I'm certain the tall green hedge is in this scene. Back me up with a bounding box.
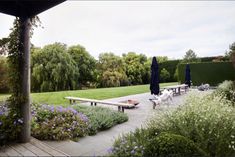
[178,62,235,86]
[159,60,180,82]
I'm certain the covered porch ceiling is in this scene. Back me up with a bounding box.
[0,0,65,17]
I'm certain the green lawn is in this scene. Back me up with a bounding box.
[0,82,177,105]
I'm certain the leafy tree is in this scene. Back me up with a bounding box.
[98,52,124,72]
[122,52,147,85]
[68,45,97,88]
[225,42,235,69]
[101,70,123,87]
[98,52,128,87]
[225,42,235,59]
[0,38,9,56]
[142,58,152,84]
[160,68,170,82]
[157,56,168,63]
[31,43,78,92]
[0,56,9,92]
[183,49,200,63]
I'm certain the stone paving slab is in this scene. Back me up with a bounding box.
[45,92,187,156]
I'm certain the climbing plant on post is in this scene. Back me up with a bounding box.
[7,17,25,142]
[7,17,39,142]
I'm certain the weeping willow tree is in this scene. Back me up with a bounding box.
[31,43,78,92]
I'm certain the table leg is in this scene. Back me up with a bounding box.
[153,103,156,109]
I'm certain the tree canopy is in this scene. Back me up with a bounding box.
[31,43,78,92]
[183,49,200,63]
[68,45,97,88]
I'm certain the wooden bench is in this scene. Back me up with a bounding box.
[65,97,134,112]
[162,84,189,96]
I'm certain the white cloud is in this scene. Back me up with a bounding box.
[1,1,235,59]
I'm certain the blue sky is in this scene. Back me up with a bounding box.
[1,1,235,59]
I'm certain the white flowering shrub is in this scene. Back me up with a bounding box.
[147,92,235,157]
[214,80,235,106]
[110,91,235,157]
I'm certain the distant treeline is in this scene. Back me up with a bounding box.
[0,42,230,93]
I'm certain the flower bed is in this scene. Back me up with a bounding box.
[31,104,89,141]
[109,85,235,157]
[1,102,128,145]
[0,103,23,146]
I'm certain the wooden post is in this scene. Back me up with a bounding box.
[19,17,31,143]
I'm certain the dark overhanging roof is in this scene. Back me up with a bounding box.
[0,0,66,17]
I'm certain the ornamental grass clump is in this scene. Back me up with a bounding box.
[31,104,89,141]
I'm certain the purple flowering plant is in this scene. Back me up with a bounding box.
[0,102,24,146]
[31,103,89,141]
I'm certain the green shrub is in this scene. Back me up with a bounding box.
[0,103,23,146]
[147,92,235,157]
[31,104,89,141]
[144,132,208,157]
[178,62,235,86]
[74,105,128,135]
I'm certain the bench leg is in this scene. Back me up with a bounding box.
[122,107,125,112]
[91,102,93,106]
[118,106,121,112]
[94,103,97,106]
[70,100,76,105]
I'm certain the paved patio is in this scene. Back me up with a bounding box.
[44,92,187,156]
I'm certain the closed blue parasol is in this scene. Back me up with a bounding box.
[185,64,191,87]
[150,57,160,95]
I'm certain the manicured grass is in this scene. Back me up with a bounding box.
[0,82,177,105]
